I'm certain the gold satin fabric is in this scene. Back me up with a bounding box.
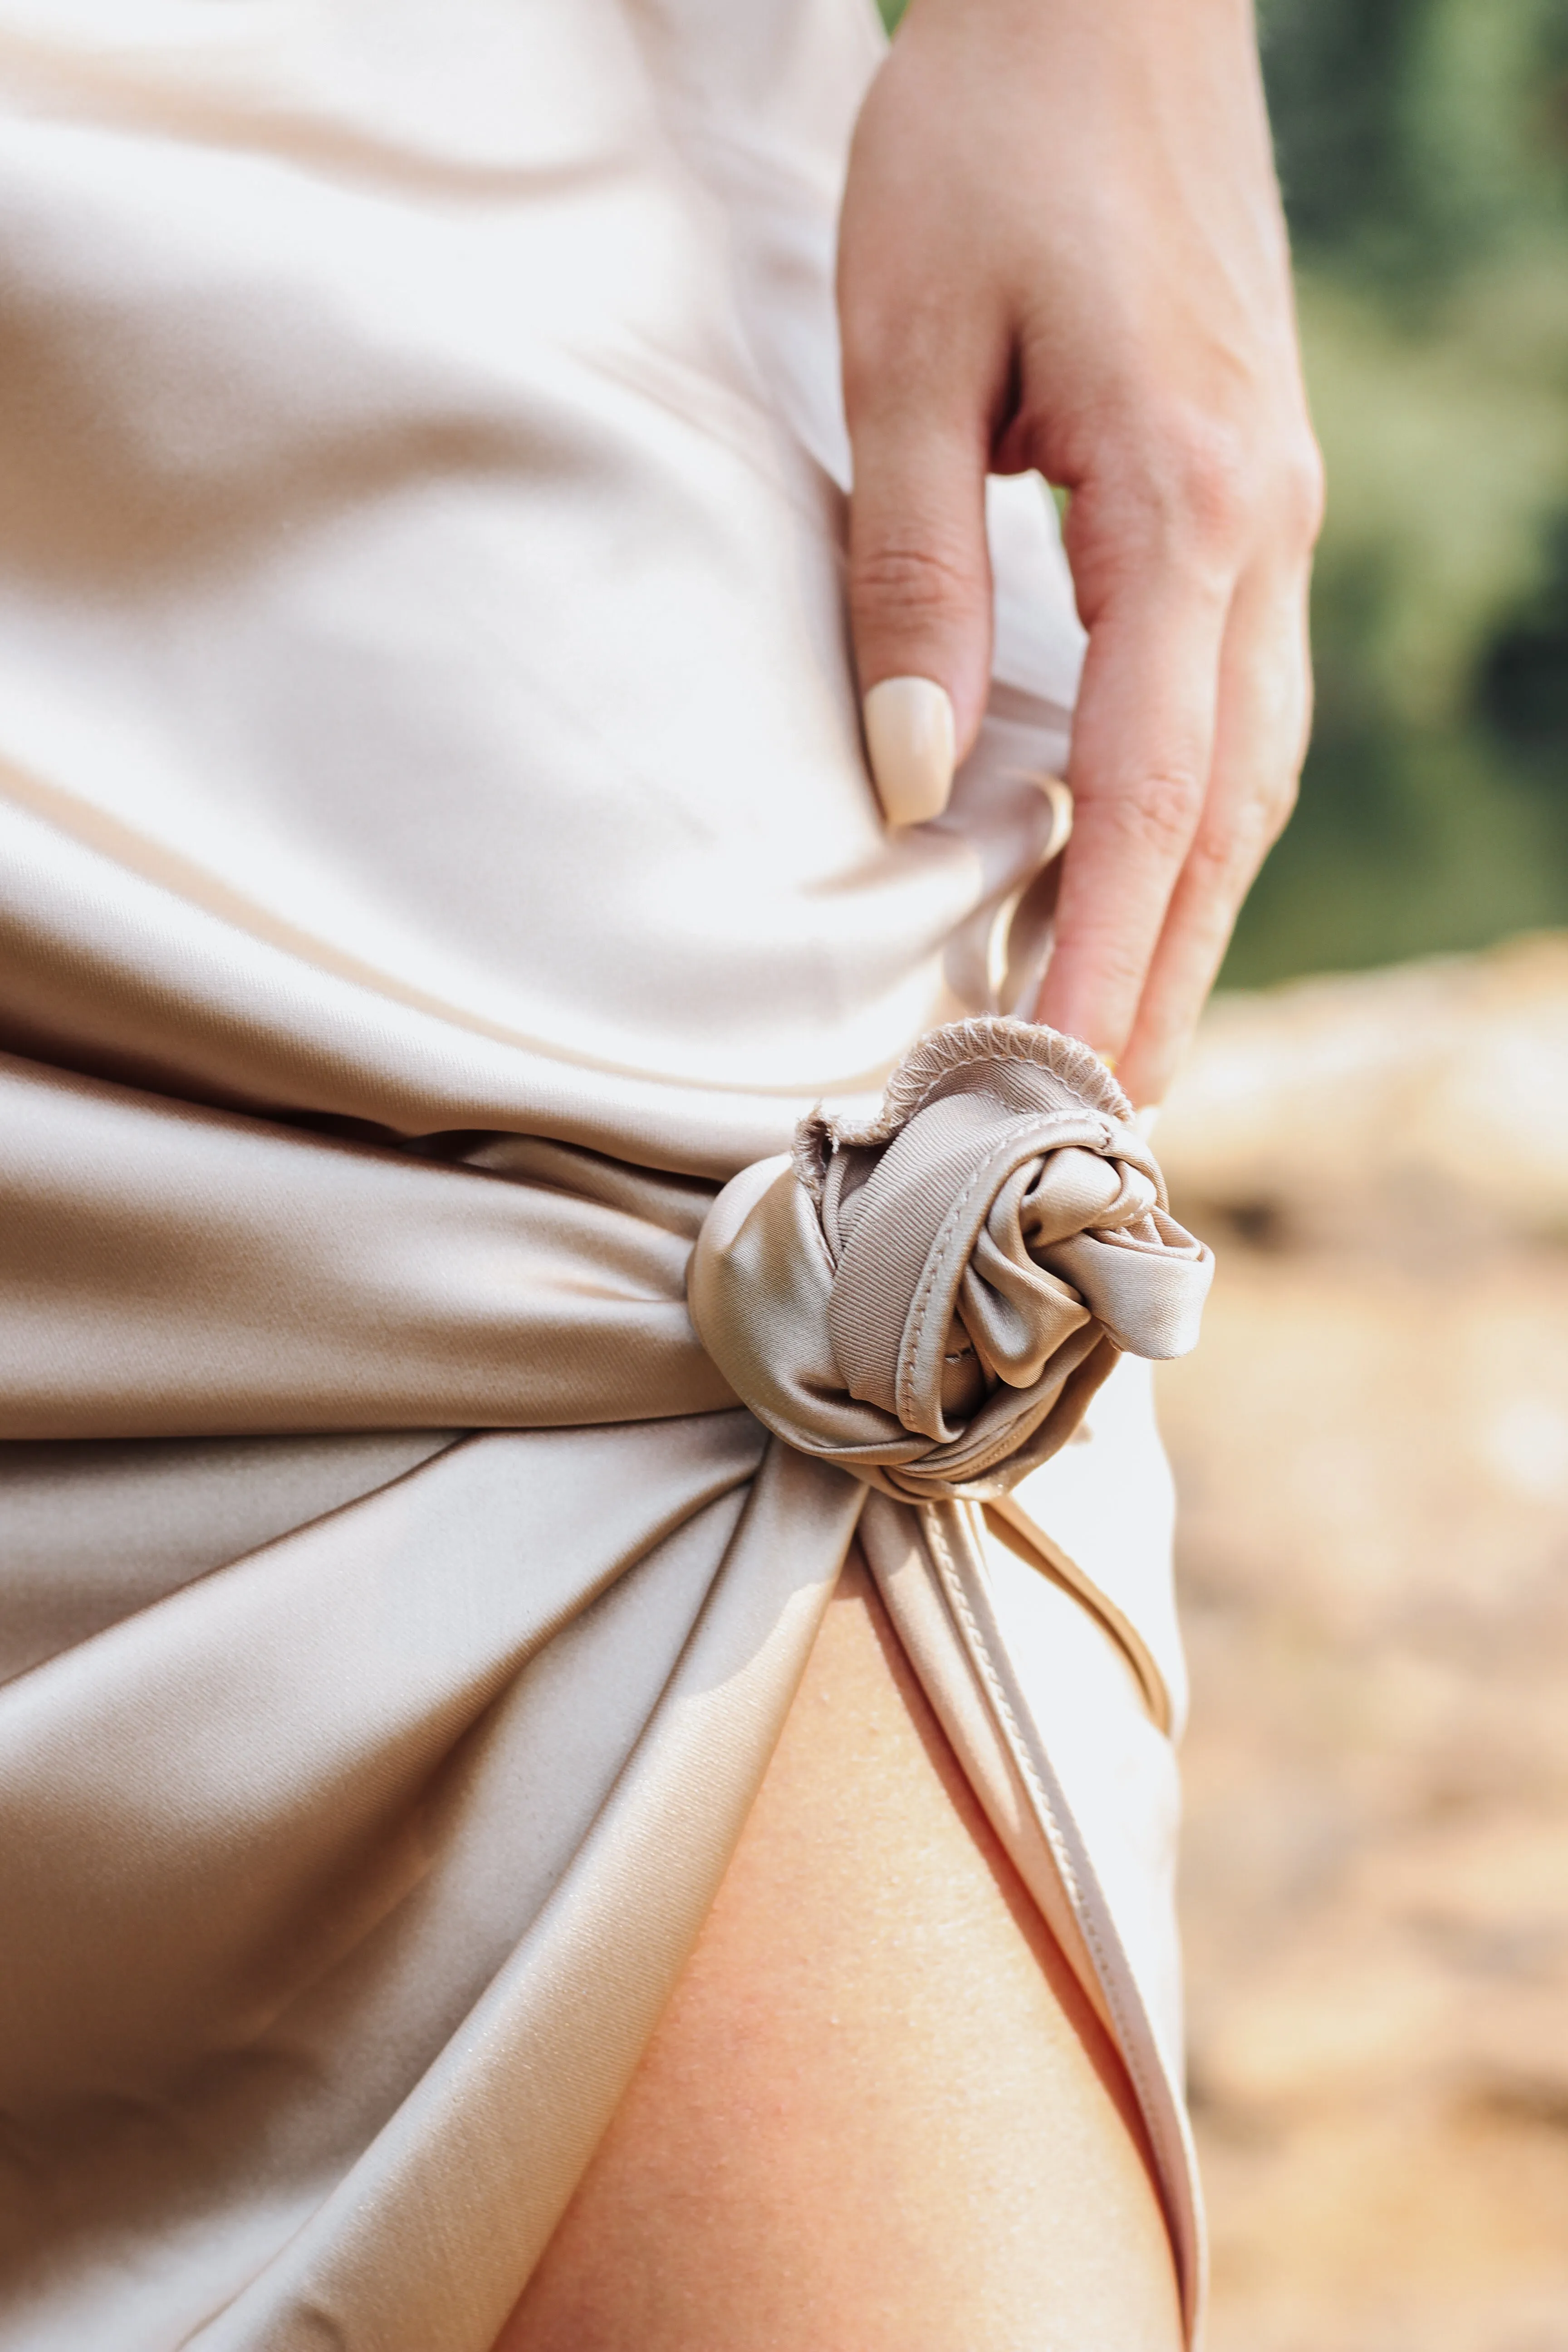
[691,1020,1212,1500]
[0,1,1208,2343]
[1,1053,735,1440]
[1,1031,1206,2350]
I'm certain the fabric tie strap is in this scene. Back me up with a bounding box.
[688,1017,1213,1503]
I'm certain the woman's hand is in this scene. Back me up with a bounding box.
[838,0,1323,1107]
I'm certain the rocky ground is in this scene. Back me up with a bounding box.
[1155,936,1568,2352]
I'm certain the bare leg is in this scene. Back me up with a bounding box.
[499,1551,1183,2352]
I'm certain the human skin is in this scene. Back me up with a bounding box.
[499,1553,1183,2350]
[841,0,1324,1108]
[502,9,1309,2336]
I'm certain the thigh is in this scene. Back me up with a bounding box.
[497,1551,1183,2352]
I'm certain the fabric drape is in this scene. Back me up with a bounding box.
[0,0,1213,2342]
[0,1016,1210,2348]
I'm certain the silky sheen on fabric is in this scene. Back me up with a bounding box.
[691,1020,1211,1499]
[0,0,1210,2344]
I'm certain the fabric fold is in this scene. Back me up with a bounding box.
[0,1005,1211,2348]
[0,1016,1213,2352]
[0,0,1214,2335]
[688,1016,1213,1501]
[0,1051,736,1440]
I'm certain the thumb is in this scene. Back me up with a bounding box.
[846,405,994,828]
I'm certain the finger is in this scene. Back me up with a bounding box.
[843,374,995,827]
[1117,560,1313,1106]
[1034,558,1231,1058]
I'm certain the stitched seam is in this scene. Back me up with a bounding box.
[854,1017,1132,1140]
[896,1147,1004,1432]
[918,1501,1171,2180]
[895,1114,1085,1433]
[794,1019,1137,1200]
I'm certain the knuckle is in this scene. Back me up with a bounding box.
[1258,764,1301,837]
[1190,773,1298,887]
[1185,825,1253,893]
[1057,924,1148,1014]
[1118,410,1325,565]
[1109,768,1207,861]
[842,316,929,416]
[1278,435,1327,547]
[850,537,984,626]
[1156,415,1257,554]
[842,287,967,422]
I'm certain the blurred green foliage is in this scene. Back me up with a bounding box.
[879,0,1568,978]
[1233,0,1568,979]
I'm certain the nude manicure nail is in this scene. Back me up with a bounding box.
[862,676,956,827]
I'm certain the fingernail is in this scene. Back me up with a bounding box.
[862,676,955,827]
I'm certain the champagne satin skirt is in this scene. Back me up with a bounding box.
[0,0,1210,2342]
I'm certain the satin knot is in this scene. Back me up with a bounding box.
[688,1018,1214,1502]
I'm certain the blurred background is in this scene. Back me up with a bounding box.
[1164,13,1568,2348]
[877,0,1568,2340]
[1232,0,1568,987]
[1163,5,1568,2340]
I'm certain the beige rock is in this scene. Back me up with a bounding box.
[1157,933,1568,1251]
[1157,937,1568,2352]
